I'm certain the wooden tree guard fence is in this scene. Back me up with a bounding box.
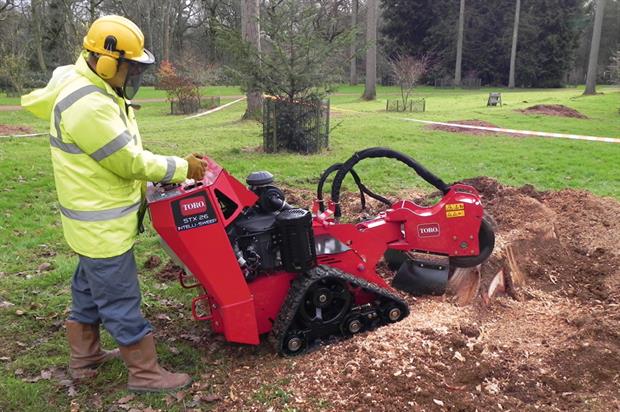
[263,96,330,154]
[386,98,426,112]
[434,78,481,89]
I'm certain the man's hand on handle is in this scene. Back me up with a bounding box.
[185,153,208,181]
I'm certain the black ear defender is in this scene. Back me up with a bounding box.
[96,35,120,79]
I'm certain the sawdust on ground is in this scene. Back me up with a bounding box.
[151,179,619,411]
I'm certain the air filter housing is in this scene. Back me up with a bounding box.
[276,208,316,272]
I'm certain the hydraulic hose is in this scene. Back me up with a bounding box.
[330,147,451,218]
[317,163,391,213]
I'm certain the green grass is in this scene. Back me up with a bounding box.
[0,84,619,411]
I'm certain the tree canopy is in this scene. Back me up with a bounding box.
[381,0,597,87]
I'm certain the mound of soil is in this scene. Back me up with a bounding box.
[203,179,619,411]
[518,104,588,119]
[462,177,620,303]
[426,119,521,137]
[0,124,34,136]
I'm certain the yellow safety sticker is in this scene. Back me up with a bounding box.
[445,203,464,211]
[446,203,465,218]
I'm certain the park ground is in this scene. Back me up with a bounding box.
[0,85,619,411]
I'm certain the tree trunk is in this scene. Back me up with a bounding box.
[242,0,262,120]
[88,0,103,24]
[349,0,358,85]
[31,0,47,72]
[508,0,520,88]
[455,0,465,86]
[162,1,172,62]
[584,0,606,95]
[362,0,378,100]
[145,3,153,52]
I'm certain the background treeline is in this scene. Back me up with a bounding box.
[382,0,619,87]
[0,0,618,93]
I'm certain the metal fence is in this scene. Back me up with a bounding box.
[462,78,482,89]
[434,78,455,88]
[263,96,330,154]
[386,98,426,112]
[434,78,481,89]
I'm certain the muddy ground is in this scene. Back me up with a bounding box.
[150,178,619,411]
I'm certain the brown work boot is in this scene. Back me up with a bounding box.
[66,320,120,379]
[119,333,191,393]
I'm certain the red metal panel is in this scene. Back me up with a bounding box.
[313,220,401,288]
[387,186,483,257]
[148,159,260,345]
[248,272,296,334]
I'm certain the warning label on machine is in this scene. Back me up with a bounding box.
[172,193,218,231]
[445,203,465,218]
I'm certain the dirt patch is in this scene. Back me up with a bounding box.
[426,119,522,137]
[194,179,619,411]
[0,106,22,112]
[518,104,588,119]
[0,124,35,136]
[143,255,162,269]
[155,260,182,281]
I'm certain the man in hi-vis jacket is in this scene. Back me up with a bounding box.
[22,15,205,392]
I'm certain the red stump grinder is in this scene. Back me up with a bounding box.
[146,148,494,355]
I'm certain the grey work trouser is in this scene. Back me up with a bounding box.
[68,248,152,346]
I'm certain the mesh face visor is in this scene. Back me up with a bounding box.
[123,61,149,100]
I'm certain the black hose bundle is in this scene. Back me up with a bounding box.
[317,147,451,218]
[316,163,391,213]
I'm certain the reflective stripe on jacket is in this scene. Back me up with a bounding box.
[22,55,188,258]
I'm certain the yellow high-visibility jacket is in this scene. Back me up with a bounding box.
[22,54,188,258]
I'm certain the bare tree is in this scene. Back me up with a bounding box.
[508,0,520,88]
[0,12,28,94]
[609,49,620,85]
[584,0,606,95]
[162,0,173,61]
[455,0,465,86]
[362,0,378,100]
[349,0,358,85]
[88,0,103,24]
[389,54,429,111]
[0,0,15,20]
[31,0,47,72]
[241,0,262,120]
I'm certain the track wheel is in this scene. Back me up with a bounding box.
[381,303,406,323]
[282,332,306,356]
[299,277,352,326]
[341,314,365,336]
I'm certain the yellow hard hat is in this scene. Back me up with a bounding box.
[83,15,155,78]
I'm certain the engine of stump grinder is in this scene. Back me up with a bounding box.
[146,147,494,355]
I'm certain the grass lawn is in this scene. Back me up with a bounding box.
[0,84,618,411]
